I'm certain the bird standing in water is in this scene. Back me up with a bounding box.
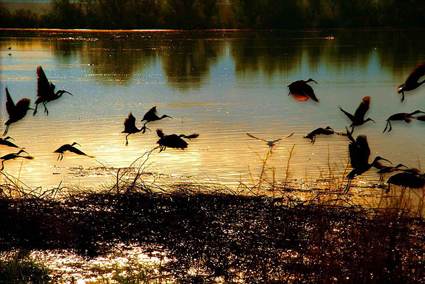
[33,66,73,115]
[339,96,375,132]
[54,142,94,161]
[156,129,199,152]
[1,149,34,171]
[122,112,149,146]
[287,78,319,102]
[141,106,172,126]
[383,110,425,132]
[397,61,425,102]
[246,132,294,152]
[3,87,33,136]
[344,128,391,193]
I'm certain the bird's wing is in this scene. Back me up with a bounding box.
[339,106,354,121]
[69,146,91,157]
[354,96,371,120]
[405,62,425,85]
[246,133,267,142]
[156,128,164,138]
[183,133,199,140]
[5,87,15,115]
[304,84,319,102]
[123,112,136,131]
[37,66,54,98]
[142,107,157,121]
[276,132,294,141]
[15,98,31,113]
[349,135,370,169]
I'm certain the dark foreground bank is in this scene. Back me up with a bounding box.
[0,186,424,283]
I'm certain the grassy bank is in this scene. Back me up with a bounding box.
[0,180,424,283]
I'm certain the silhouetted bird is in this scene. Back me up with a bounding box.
[3,87,33,136]
[122,112,149,146]
[34,66,72,115]
[288,78,319,102]
[383,110,425,132]
[377,164,407,182]
[1,149,34,171]
[344,129,391,193]
[0,136,19,148]
[387,172,425,193]
[156,129,199,152]
[141,106,172,126]
[246,132,294,151]
[304,126,335,144]
[54,142,94,161]
[339,96,375,132]
[397,62,425,102]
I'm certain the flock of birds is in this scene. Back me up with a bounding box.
[1,61,425,194]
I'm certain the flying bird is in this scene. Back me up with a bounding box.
[1,149,34,171]
[383,110,425,132]
[3,87,33,136]
[33,66,73,115]
[339,96,375,132]
[304,126,335,144]
[0,136,20,148]
[344,129,391,193]
[387,172,425,193]
[54,142,94,161]
[141,106,172,126]
[287,78,319,102]
[156,129,199,152]
[246,132,294,151]
[397,61,425,102]
[122,112,149,146]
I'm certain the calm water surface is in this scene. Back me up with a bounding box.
[1,29,424,190]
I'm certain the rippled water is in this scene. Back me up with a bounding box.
[1,29,424,190]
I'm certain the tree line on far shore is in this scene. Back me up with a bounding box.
[1,0,424,30]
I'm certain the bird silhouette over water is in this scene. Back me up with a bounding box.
[387,172,425,193]
[383,110,425,132]
[304,126,337,144]
[54,142,94,161]
[3,87,33,136]
[339,96,375,132]
[156,129,199,152]
[33,66,73,115]
[141,106,172,126]
[288,78,319,102]
[0,136,20,148]
[397,61,425,102]
[122,112,149,146]
[344,129,391,193]
[246,132,294,151]
[1,149,34,171]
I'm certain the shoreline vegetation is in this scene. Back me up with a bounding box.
[1,0,425,30]
[1,152,424,282]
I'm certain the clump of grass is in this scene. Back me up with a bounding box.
[0,250,52,283]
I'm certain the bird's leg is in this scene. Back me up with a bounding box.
[400,91,405,103]
[344,178,352,194]
[385,183,391,194]
[3,125,9,136]
[43,102,49,116]
[0,161,4,172]
[125,134,130,146]
[383,120,391,133]
[57,154,60,161]
[33,104,39,116]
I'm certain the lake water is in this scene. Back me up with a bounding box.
[1,29,425,191]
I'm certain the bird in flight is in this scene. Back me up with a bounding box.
[34,66,73,115]
[54,142,94,161]
[397,61,425,102]
[246,132,294,151]
[141,106,172,126]
[339,96,375,132]
[287,78,319,102]
[3,87,33,136]
[1,149,34,171]
[156,129,199,152]
[122,112,149,145]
